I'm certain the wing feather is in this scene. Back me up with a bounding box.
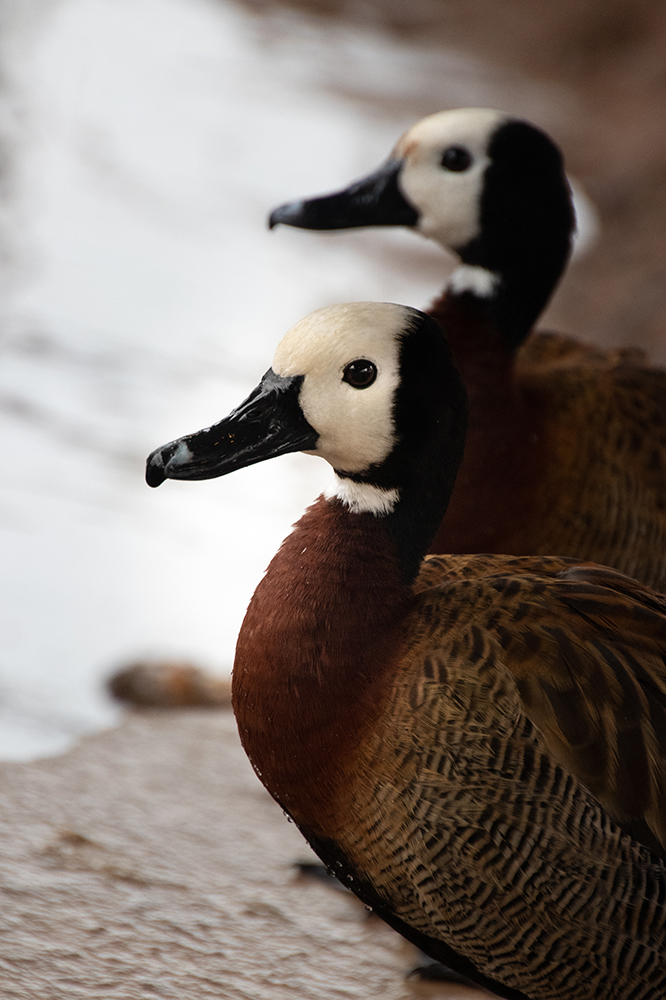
[413,554,666,856]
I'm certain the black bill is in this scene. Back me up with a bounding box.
[268,158,419,232]
[146,370,318,488]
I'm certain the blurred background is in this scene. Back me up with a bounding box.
[1,0,665,759]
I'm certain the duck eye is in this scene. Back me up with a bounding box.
[440,145,472,172]
[342,359,377,389]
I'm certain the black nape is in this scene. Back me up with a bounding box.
[459,119,574,348]
[338,312,468,584]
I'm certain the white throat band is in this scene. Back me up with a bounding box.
[447,264,500,299]
[325,476,400,516]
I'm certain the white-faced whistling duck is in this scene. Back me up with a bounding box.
[147,302,666,1000]
[269,109,666,592]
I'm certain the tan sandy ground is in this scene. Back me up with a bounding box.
[0,710,492,1000]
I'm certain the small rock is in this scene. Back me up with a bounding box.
[107,661,232,708]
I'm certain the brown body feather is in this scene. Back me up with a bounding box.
[233,499,413,826]
[233,498,666,1000]
[430,293,666,593]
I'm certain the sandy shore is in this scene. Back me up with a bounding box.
[0,709,491,999]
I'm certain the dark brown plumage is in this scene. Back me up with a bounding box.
[269,108,666,591]
[235,505,666,1000]
[146,302,666,999]
[428,296,666,587]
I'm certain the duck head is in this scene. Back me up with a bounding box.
[147,303,467,579]
[270,109,575,345]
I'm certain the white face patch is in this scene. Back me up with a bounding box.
[394,108,506,251]
[447,264,500,298]
[324,476,400,516]
[272,301,414,475]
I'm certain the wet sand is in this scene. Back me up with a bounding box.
[0,709,492,999]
